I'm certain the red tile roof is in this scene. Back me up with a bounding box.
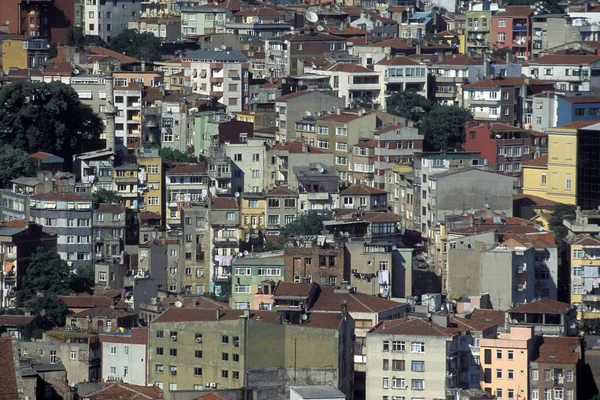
[464,77,549,89]
[355,139,377,148]
[140,211,161,221]
[235,6,284,17]
[88,47,140,63]
[2,220,28,227]
[438,54,484,66]
[327,63,375,73]
[0,315,35,326]
[267,186,298,197]
[196,394,234,400]
[509,298,571,314]
[493,5,535,18]
[57,294,129,310]
[71,306,136,319]
[96,203,126,213]
[557,120,600,129]
[273,282,316,298]
[312,287,406,313]
[32,192,92,201]
[370,317,456,336]
[277,90,314,102]
[276,32,347,42]
[322,26,366,36]
[376,56,422,66]
[30,151,56,160]
[469,309,506,327]
[560,96,600,103]
[522,155,548,167]
[529,54,600,66]
[513,194,558,207]
[269,140,331,154]
[388,5,413,12]
[84,382,164,399]
[533,337,581,364]
[342,184,386,195]
[0,337,18,400]
[167,163,207,174]
[573,234,600,246]
[210,197,238,209]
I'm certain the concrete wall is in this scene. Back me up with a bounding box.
[101,342,146,385]
[447,232,495,298]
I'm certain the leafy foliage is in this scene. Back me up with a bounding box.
[17,248,73,305]
[92,189,121,204]
[420,105,473,151]
[28,295,69,327]
[387,91,433,123]
[66,26,85,49]
[48,43,58,59]
[491,47,514,60]
[71,265,96,294]
[282,213,330,238]
[548,203,576,245]
[0,145,37,188]
[159,147,197,163]
[0,82,103,162]
[109,29,162,61]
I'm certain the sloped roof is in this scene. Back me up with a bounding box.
[509,298,571,314]
[573,234,600,246]
[493,5,535,18]
[167,163,207,175]
[277,90,313,102]
[266,186,298,197]
[84,382,164,400]
[370,317,456,336]
[341,184,386,195]
[0,337,18,400]
[312,287,406,313]
[560,96,600,104]
[327,63,376,73]
[273,281,316,298]
[210,197,238,209]
[88,47,140,63]
[269,140,331,154]
[557,120,600,129]
[529,54,600,66]
[0,315,35,326]
[522,155,548,167]
[513,194,558,207]
[376,56,422,66]
[469,309,506,327]
[235,7,284,17]
[464,77,550,89]
[96,203,125,213]
[57,294,129,310]
[532,337,581,364]
[71,306,135,319]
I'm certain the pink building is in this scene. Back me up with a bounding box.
[491,6,534,59]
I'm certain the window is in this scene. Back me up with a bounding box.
[411,342,424,353]
[566,390,574,400]
[392,359,405,371]
[496,369,503,379]
[226,212,235,220]
[575,108,585,116]
[170,348,177,357]
[566,178,572,190]
[383,340,389,351]
[194,367,202,376]
[554,388,564,400]
[318,126,329,135]
[222,335,229,344]
[508,389,514,399]
[507,350,514,360]
[382,377,389,388]
[496,349,502,359]
[544,68,553,75]
[156,347,164,355]
[498,32,505,42]
[233,371,240,379]
[70,350,77,360]
[110,366,116,375]
[544,369,551,381]
[591,108,600,116]
[508,369,514,379]
[544,389,552,400]
[392,378,406,389]
[532,369,539,381]
[392,341,405,351]
[169,383,177,391]
[222,370,229,378]
[318,140,329,149]
[155,364,164,373]
[566,369,573,382]
[541,173,547,185]
[411,361,425,372]
[233,353,240,362]
[497,389,503,398]
[124,346,129,356]
[222,352,229,361]
[50,350,57,364]
[336,127,347,136]
[411,379,424,390]
[532,389,539,400]
[110,346,117,355]
[498,19,506,27]
[195,350,202,359]
[383,359,389,370]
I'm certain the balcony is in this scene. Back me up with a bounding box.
[467,41,489,47]
[517,264,527,273]
[213,237,238,246]
[513,25,528,31]
[517,283,527,292]
[307,192,330,201]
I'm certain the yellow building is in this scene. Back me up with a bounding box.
[521,121,599,205]
[137,148,164,218]
[240,192,265,248]
[1,36,50,72]
[569,234,600,320]
[439,29,466,54]
[234,112,255,126]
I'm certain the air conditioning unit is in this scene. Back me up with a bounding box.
[195,337,203,343]
[210,383,217,388]
[171,335,177,341]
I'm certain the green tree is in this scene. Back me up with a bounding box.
[48,42,58,59]
[66,26,85,49]
[109,29,161,61]
[0,145,37,188]
[0,81,103,162]
[28,295,69,327]
[491,47,514,61]
[420,105,473,151]
[548,203,576,245]
[282,213,330,238]
[387,91,433,124]
[92,188,120,204]
[159,147,196,163]
[17,248,73,305]
[71,265,95,294]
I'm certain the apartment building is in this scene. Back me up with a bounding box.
[1,37,50,72]
[374,56,428,100]
[525,54,600,92]
[373,124,423,189]
[165,163,209,228]
[340,184,387,212]
[230,252,284,309]
[507,299,578,337]
[113,164,141,210]
[209,197,240,294]
[180,3,230,38]
[274,91,345,143]
[114,83,144,151]
[239,192,265,249]
[349,139,376,187]
[310,63,383,108]
[136,148,164,218]
[530,14,580,58]
[0,221,56,308]
[147,306,354,398]
[127,17,181,41]
[264,32,348,77]
[283,236,346,287]
[491,6,535,59]
[568,234,600,321]
[429,55,485,106]
[82,0,142,42]
[99,328,148,386]
[225,7,291,38]
[180,205,211,295]
[223,138,267,194]
[479,326,536,399]
[465,2,497,57]
[186,50,249,113]
[265,186,298,237]
[93,204,125,263]
[294,163,339,215]
[386,164,416,230]
[30,192,94,271]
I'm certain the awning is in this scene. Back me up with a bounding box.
[228,70,240,79]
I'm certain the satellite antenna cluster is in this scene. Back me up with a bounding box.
[305,11,325,33]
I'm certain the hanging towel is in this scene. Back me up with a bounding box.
[378,270,390,285]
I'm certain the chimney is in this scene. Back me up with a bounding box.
[141,60,146,72]
[341,299,348,320]
[244,309,250,319]
[216,306,222,320]
[505,51,512,64]
[437,51,444,63]
[104,75,116,152]
[336,107,341,115]
[483,57,490,79]
[416,41,422,55]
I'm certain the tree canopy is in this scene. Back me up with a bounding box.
[109,29,162,61]
[420,105,473,151]
[159,147,197,163]
[71,265,96,294]
[17,248,73,304]
[549,203,576,245]
[282,213,330,238]
[66,26,86,49]
[387,91,433,124]
[0,82,103,162]
[0,145,37,188]
[92,188,121,204]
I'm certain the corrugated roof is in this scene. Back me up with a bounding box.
[167,163,207,175]
[376,56,422,66]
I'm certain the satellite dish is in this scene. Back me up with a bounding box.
[174,301,183,308]
[317,25,325,32]
[220,44,227,50]
[238,252,243,257]
[234,192,240,198]
[318,166,325,173]
[301,314,308,321]
[344,232,350,237]
[290,26,294,31]
[305,110,312,116]
[315,163,322,171]
[150,298,157,305]
[305,11,319,23]
[243,250,249,256]
[69,382,76,388]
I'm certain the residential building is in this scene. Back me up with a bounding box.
[265,186,298,236]
[352,11,398,41]
[165,163,209,229]
[294,163,339,215]
[93,203,125,263]
[264,32,348,77]
[147,306,354,398]
[67,306,137,332]
[127,17,181,41]
[491,6,535,59]
[525,54,600,92]
[180,205,211,295]
[479,326,536,399]
[99,328,148,386]
[372,124,423,189]
[366,316,496,400]
[1,36,50,72]
[180,3,230,38]
[463,77,555,126]
[374,56,428,100]
[73,149,115,193]
[267,140,334,191]
[530,14,581,58]
[230,252,284,309]
[283,236,346,287]
[465,2,498,57]
[114,82,144,151]
[209,197,240,294]
[556,96,600,126]
[225,7,291,38]
[349,139,376,188]
[77,382,164,399]
[568,234,600,321]
[529,337,582,400]
[186,50,249,113]
[507,299,578,337]
[30,151,64,172]
[113,164,141,210]
[30,192,94,271]
[20,330,101,383]
[0,221,56,308]
[274,91,345,143]
[239,192,265,250]
[82,0,143,42]
[386,164,415,230]
[223,138,267,194]
[0,0,76,41]
[429,55,490,106]
[340,184,387,212]
[208,155,233,196]
[464,122,534,184]
[136,148,164,218]
[0,174,53,222]
[324,211,403,242]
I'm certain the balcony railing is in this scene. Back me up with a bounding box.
[513,25,528,31]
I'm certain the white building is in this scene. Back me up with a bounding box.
[100,328,148,386]
[374,56,429,102]
[82,0,142,42]
[223,138,268,194]
[523,54,600,92]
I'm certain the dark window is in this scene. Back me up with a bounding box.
[484,368,492,384]
[222,335,229,344]
[170,348,177,357]
[195,350,202,358]
[222,352,229,361]
[575,108,585,116]
[194,367,202,376]
[222,370,229,378]
[484,349,492,364]
[156,347,163,355]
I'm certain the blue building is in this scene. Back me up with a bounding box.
[557,96,600,126]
